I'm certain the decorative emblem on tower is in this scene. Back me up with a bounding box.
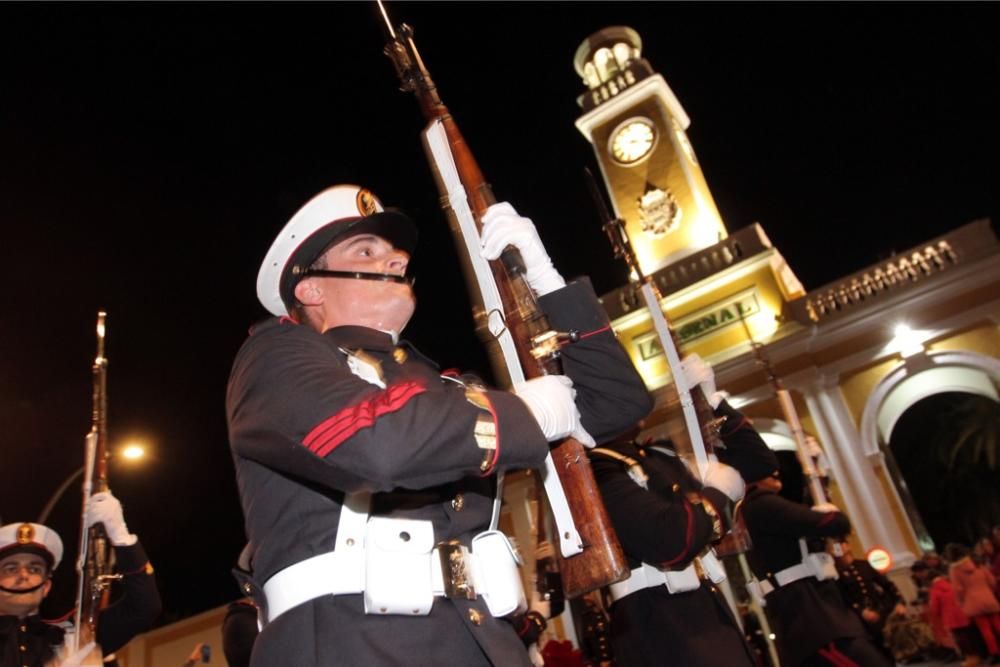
[637,185,682,237]
[574,25,730,276]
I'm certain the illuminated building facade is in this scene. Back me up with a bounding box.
[575,26,1000,595]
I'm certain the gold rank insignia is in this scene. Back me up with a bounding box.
[464,386,498,472]
[392,347,408,364]
[16,524,34,544]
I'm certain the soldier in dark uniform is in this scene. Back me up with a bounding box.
[0,492,161,667]
[717,430,892,666]
[588,355,757,666]
[832,538,905,660]
[226,185,652,666]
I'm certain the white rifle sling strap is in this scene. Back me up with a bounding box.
[422,119,583,558]
[640,282,710,478]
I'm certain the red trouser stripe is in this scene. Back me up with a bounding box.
[817,642,859,667]
[304,380,427,457]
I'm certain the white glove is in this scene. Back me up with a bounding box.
[480,202,566,297]
[680,353,726,409]
[58,642,97,667]
[811,502,840,514]
[86,491,138,546]
[513,375,595,447]
[702,460,745,502]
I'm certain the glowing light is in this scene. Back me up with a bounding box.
[121,444,146,461]
[891,323,924,358]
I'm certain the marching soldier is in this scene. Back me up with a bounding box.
[587,355,757,665]
[0,492,161,666]
[226,185,652,666]
[716,423,892,666]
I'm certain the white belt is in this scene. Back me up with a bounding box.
[609,554,726,602]
[757,560,825,597]
[262,542,471,623]
[263,548,364,622]
[774,562,813,587]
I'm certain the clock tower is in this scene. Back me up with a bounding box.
[575,27,728,277]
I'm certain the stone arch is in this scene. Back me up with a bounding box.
[858,350,1000,550]
[860,351,1000,457]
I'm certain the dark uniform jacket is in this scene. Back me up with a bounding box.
[836,558,902,641]
[588,400,757,666]
[0,542,161,667]
[226,279,652,667]
[740,488,867,667]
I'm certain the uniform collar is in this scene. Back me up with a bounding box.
[323,326,439,369]
[0,613,65,645]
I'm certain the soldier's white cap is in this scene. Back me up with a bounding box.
[0,522,64,570]
[256,184,418,317]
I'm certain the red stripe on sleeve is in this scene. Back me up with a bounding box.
[577,324,611,340]
[816,511,839,527]
[303,380,427,457]
[660,499,696,567]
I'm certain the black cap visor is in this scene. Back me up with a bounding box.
[279,210,417,309]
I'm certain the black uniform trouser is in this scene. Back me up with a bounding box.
[801,636,894,667]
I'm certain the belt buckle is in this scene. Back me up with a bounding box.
[437,540,476,600]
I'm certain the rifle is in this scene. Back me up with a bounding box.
[378,3,628,597]
[69,311,118,664]
[586,169,750,556]
[736,308,829,505]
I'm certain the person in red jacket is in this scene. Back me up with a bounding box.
[947,543,1000,660]
[927,565,972,662]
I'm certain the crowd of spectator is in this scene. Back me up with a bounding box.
[908,525,1000,666]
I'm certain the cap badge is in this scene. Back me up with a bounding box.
[16,524,35,544]
[356,189,379,217]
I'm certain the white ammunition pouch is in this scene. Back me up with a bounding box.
[263,493,526,623]
[608,551,727,602]
[364,517,437,616]
[471,530,528,617]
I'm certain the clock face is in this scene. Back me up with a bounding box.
[609,118,657,165]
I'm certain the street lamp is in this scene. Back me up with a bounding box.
[37,443,148,524]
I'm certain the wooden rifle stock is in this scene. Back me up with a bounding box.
[380,14,628,596]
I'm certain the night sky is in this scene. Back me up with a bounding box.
[2,3,997,623]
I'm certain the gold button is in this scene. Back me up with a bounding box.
[346,538,355,546]
[672,484,680,492]
[468,608,483,625]
[242,582,253,594]
[451,494,465,512]
[393,347,408,364]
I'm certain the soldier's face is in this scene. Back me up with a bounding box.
[305,234,415,335]
[0,553,51,618]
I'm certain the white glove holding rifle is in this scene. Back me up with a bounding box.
[86,490,138,547]
[702,460,746,502]
[514,375,595,447]
[58,641,98,667]
[680,353,728,410]
[479,202,566,297]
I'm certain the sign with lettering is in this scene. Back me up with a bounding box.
[634,290,760,361]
